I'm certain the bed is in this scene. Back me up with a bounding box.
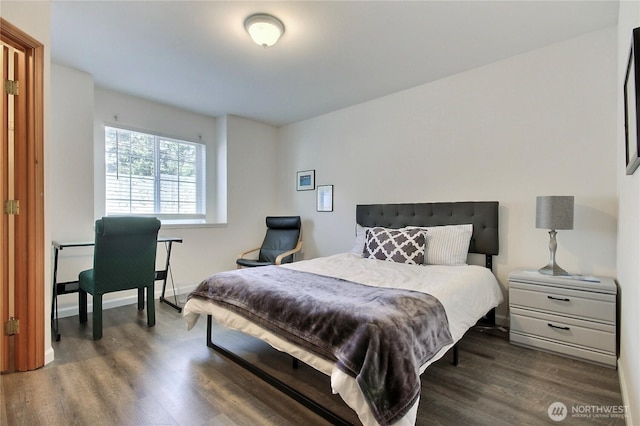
[183,201,502,426]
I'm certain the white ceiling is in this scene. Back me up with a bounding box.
[51,1,619,127]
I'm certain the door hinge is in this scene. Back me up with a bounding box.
[5,317,19,336]
[4,80,19,96]
[4,200,19,215]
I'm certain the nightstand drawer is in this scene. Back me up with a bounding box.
[510,332,617,367]
[510,309,615,353]
[509,269,617,368]
[509,284,615,323]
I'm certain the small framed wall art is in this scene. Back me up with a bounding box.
[296,170,315,191]
[624,27,640,175]
[316,185,333,212]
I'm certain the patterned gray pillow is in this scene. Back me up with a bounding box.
[363,227,426,265]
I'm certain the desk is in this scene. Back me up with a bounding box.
[51,237,183,341]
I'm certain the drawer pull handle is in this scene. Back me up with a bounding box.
[547,323,570,331]
[547,295,570,302]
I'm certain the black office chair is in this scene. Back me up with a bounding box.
[236,216,302,268]
[78,216,161,340]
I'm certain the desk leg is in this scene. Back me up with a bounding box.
[51,248,61,341]
[159,241,181,313]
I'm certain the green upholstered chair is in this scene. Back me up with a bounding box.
[79,216,161,340]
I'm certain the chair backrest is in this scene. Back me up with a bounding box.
[93,216,161,294]
[258,216,301,264]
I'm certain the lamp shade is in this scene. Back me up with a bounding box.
[245,14,284,47]
[536,196,574,230]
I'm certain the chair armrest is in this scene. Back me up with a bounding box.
[275,240,303,265]
[238,247,261,259]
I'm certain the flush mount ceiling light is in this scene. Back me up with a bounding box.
[244,13,285,47]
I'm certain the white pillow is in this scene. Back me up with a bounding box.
[350,223,370,254]
[404,224,473,266]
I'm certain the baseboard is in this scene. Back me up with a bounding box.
[618,362,636,426]
[44,346,55,366]
[55,283,196,319]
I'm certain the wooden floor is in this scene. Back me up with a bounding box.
[1,300,626,426]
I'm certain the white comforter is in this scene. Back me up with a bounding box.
[183,253,503,426]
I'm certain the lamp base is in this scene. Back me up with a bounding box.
[538,263,570,276]
[540,229,570,276]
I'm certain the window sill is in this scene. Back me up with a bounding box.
[159,222,227,230]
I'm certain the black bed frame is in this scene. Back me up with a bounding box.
[206,201,499,425]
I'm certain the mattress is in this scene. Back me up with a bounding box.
[183,252,503,425]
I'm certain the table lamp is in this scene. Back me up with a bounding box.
[536,196,574,276]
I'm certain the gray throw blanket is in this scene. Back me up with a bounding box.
[188,265,452,425]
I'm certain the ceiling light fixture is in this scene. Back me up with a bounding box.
[244,13,285,47]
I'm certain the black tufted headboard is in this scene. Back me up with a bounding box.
[356,201,499,267]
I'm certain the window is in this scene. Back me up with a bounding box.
[105,126,206,222]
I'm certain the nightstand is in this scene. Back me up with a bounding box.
[509,269,617,368]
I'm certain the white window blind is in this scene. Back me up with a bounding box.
[105,126,206,221]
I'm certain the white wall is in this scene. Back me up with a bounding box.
[51,65,94,239]
[616,1,640,423]
[1,0,53,364]
[278,28,618,326]
[50,67,281,329]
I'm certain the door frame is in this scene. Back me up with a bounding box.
[1,17,45,371]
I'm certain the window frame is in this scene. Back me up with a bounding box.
[104,124,207,223]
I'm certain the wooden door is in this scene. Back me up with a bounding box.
[1,18,45,372]
[1,33,10,372]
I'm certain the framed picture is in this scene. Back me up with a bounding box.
[316,185,333,212]
[296,170,315,191]
[624,27,640,175]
